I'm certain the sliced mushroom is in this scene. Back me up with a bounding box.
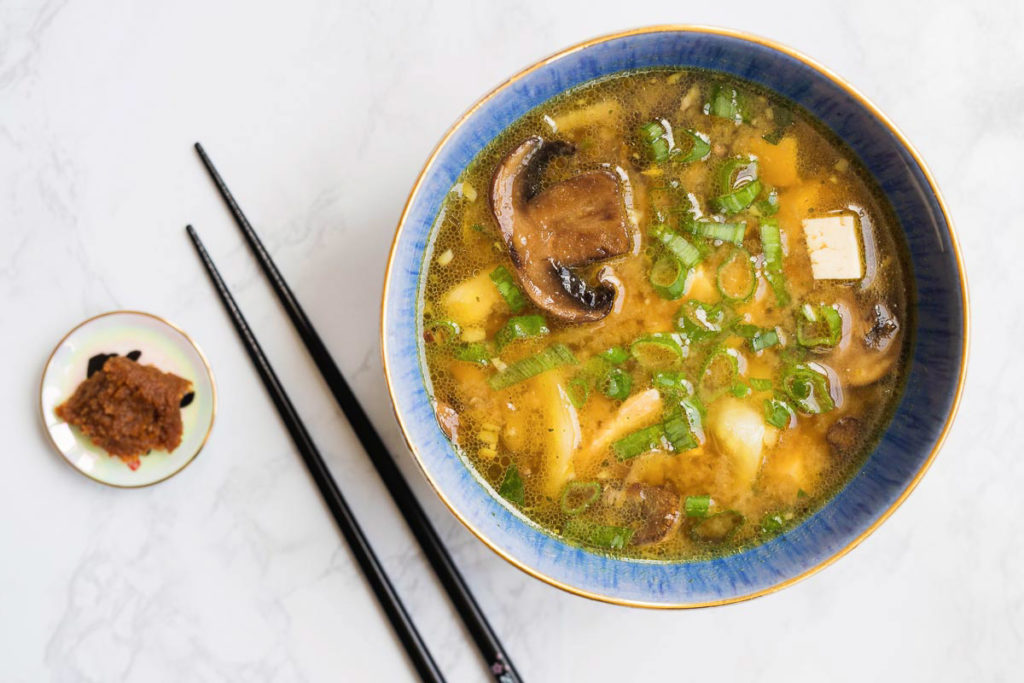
[434,401,460,444]
[490,136,631,322]
[604,482,681,546]
[826,416,861,460]
[826,294,902,387]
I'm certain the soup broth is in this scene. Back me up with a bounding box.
[419,69,911,561]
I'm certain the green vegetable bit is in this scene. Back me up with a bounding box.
[498,463,525,505]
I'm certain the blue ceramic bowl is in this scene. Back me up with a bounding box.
[381,26,968,607]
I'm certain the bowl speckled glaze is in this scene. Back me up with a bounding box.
[381,26,968,607]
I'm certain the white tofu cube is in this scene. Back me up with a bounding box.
[802,215,863,280]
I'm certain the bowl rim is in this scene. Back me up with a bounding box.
[380,24,970,608]
[39,309,218,489]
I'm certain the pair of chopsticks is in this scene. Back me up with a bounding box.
[187,143,521,683]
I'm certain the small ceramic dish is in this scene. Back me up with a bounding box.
[40,310,216,487]
[381,26,968,607]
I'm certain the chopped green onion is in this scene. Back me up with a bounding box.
[685,220,747,245]
[749,377,773,391]
[564,519,634,550]
[494,314,549,350]
[653,371,694,397]
[452,342,491,364]
[630,334,685,370]
[706,85,747,123]
[649,254,689,300]
[600,346,630,364]
[424,319,460,346]
[699,346,741,398]
[649,224,702,268]
[729,381,750,397]
[762,106,794,144]
[639,120,671,163]
[754,188,780,216]
[764,397,795,428]
[489,266,528,313]
[677,129,711,163]
[611,424,667,461]
[780,363,835,414]
[471,223,487,233]
[498,464,525,505]
[600,367,633,401]
[487,344,577,390]
[663,398,703,452]
[796,304,843,348]
[716,248,756,303]
[674,300,727,343]
[732,323,779,352]
[759,218,790,306]
[715,179,762,214]
[684,495,711,518]
[566,375,590,409]
[717,157,759,195]
[559,481,602,516]
[760,511,787,534]
[690,510,744,543]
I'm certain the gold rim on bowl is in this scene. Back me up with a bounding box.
[380,25,970,608]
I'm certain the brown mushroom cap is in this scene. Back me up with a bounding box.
[604,482,682,546]
[490,136,631,322]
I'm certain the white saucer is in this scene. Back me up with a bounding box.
[39,311,216,487]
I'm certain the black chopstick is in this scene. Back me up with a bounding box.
[185,225,445,683]
[194,142,522,683]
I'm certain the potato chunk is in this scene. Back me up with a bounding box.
[442,271,502,328]
[707,397,767,488]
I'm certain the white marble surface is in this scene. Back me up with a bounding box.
[1,1,1020,680]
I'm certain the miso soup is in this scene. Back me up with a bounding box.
[419,69,911,561]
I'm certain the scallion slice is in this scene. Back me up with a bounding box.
[559,481,602,516]
[749,377,773,391]
[494,314,549,350]
[649,254,688,300]
[653,371,694,398]
[663,398,703,452]
[630,334,685,370]
[699,346,741,398]
[754,188,780,216]
[796,304,843,348]
[684,494,711,518]
[611,424,667,461]
[716,247,756,303]
[566,375,591,409]
[760,511,787,534]
[489,265,528,313]
[564,519,634,550]
[764,397,794,428]
[685,220,747,245]
[674,300,727,343]
[759,218,790,306]
[452,342,491,365]
[424,319,460,346]
[487,344,577,390]
[715,179,763,214]
[677,129,711,163]
[780,363,835,414]
[717,157,759,195]
[649,224,702,268]
[498,463,525,505]
[600,367,633,401]
[706,85,747,123]
[600,346,630,364]
[639,120,672,163]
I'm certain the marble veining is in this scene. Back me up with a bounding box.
[0,1,1019,681]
